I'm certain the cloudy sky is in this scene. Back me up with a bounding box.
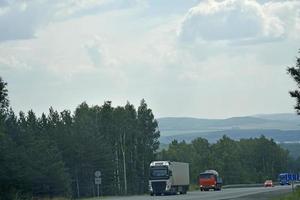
[0,0,300,118]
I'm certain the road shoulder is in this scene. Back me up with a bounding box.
[229,188,291,200]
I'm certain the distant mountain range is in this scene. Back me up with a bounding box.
[157,113,300,144]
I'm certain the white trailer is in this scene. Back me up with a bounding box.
[149,161,189,196]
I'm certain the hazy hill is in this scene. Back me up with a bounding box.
[254,113,300,121]
[279,143,300,158]
[157,113,300,144]
[158,141,300,159]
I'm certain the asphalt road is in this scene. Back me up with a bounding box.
[102,185,292,200]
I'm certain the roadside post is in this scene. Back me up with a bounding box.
[289,173,297,192]
[95,171,102,198]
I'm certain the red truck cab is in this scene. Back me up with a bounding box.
[199,170,222,191]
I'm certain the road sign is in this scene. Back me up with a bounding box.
[288,174,292,180]
[95,177,102,185]
[95,171,101,177]
[285,173,299,181]
[292,174,296,181]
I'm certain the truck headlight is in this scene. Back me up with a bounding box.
[166,183,171,190]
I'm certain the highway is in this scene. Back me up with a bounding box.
[102,185,292,200]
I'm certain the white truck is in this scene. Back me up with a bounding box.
[149,161,189,196]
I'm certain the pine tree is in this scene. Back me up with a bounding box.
[0,79,162,198]
[0,77,8,114]
[137,99,160,192]
[287,50,300,113]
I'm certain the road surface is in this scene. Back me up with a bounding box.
[101,185,292,200]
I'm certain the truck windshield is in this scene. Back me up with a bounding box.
[199,173,214,179]
[279,175,286,180]
[279,174,287,181]
[150,167,169,178]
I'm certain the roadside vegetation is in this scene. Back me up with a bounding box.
[158,136,293,185]
[0,50,300,200]
[0,77,160,199]
[274,187,300,200]
[1,73,300,199]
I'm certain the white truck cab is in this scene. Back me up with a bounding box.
[149,161,189,196]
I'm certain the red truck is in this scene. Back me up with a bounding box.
[198,170,222,191]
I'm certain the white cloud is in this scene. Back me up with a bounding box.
[0,0,299,118]
[0,5,155,80]
[178,0,300,44]
[263,1,300,39]
[0,0,146,42]
[0,55,31,70]
[0,1,52,41]
[53,0,112,18]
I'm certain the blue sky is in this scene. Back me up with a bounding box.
[0,0,300,118]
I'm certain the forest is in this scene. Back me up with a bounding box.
[1,76,300,199]
[159,136,300,184]
[0,77,160,199]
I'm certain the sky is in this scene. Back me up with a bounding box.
[0,0,300,119]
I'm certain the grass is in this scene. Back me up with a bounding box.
[189,184,200,191]
[273,187,300,200]
[36,198,70,200]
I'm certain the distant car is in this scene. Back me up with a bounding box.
[264,180,273,187]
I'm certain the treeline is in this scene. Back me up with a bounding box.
[2,76,300,199]
[158,136,293,184]
[0,78,160,199]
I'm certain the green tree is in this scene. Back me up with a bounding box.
[0,85,71,199]
[251,136,288,182]
[238,138,259,183]
[0,77,18,199]
[211,135,242,184]
[17,111,71,197]
[137,99,160,192]
[0,77,8,114]
[190,138,211,183]
[63,102,115,198]
[0,78,161,198]
[287,50,300,113]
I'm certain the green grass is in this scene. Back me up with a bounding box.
[31,198,69,200]
[189,184,200,191]
[273,187,300,200]
[38,198,70,200]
